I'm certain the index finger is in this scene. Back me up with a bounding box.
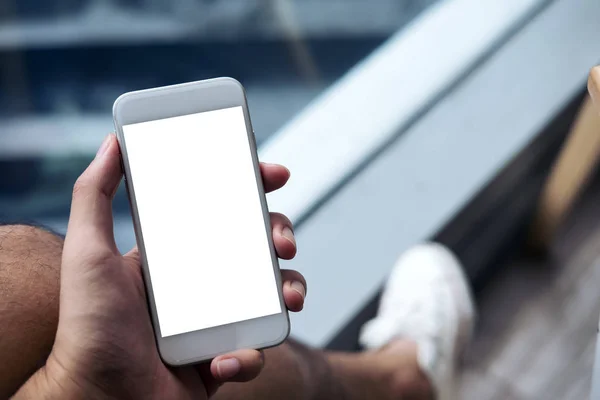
[260,163,290,193]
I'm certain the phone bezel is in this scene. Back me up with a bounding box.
[112,78,290,366]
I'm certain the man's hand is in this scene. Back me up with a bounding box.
[15,134,306,399]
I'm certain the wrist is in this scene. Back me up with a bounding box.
[12,355,107,400]
[12,366,70,400]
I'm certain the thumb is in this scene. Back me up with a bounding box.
[66,134,123,252]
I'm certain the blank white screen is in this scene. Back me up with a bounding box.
[123,106,281,338]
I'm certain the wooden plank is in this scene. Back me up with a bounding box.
[589,66,600,107]
[529,90,600,250]
[460,171,600,399]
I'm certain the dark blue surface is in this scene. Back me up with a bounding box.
[0,0,438,222]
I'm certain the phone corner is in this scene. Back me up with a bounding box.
[158,350,184,368]
[112,92,131,120]
[219,76,244,89]
[217,77,247,98]
[156,340,184,367]
[272,313,292,346]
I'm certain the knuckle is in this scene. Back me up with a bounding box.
[72,174,103,202]
[71,247,116,270]
[72,177,90,199]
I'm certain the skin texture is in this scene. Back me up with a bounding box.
[4,135,433,399]
[0,224,433,400]
[0,225,62,399]
[12,135,306,400]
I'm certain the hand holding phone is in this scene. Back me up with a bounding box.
[113,78,295,365]
[15,131,306,399]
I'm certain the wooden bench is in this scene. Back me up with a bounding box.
[529,67,600,250]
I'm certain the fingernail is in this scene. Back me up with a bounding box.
[289,281,305,298]
[217,358,241,379]
[282,226,296,246]
[96,135,112,158]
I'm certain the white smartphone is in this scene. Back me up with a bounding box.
[112,78,290,366]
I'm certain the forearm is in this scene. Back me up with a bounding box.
[0,225,63,398]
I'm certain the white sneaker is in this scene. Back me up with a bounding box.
[359,243,475,400]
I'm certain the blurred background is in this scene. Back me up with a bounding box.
[0,0,435,223]
[1,0,600,399]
